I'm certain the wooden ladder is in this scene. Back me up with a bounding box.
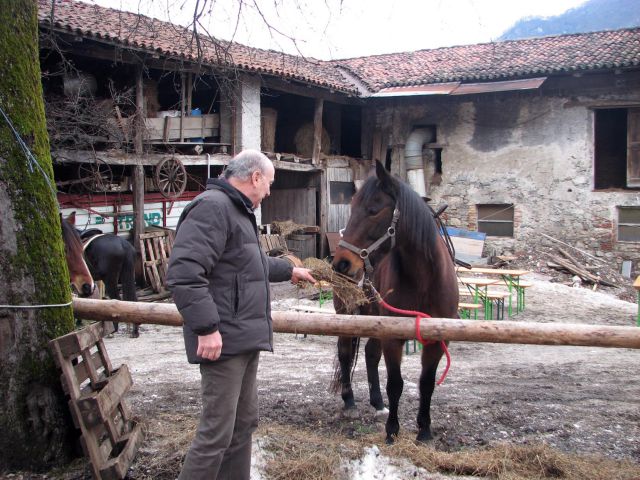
[49,321,143,480]
[139,229,175,293]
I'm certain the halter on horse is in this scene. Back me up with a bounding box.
[331,161,459,444]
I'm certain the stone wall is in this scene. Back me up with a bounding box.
[370,71,640,271]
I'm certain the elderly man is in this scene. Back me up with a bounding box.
[167,149,315,479]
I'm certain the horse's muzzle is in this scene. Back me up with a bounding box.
[332,254,365,285]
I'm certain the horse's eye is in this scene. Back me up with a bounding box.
[367,206,380,216]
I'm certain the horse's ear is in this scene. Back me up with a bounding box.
[375,161,394,193]
[66,211,76,226]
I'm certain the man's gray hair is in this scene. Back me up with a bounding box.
[223,149,271,181]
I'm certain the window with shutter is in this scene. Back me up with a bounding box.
[618,207,640,242]
[627,108,640,188]
[477,204,514,237]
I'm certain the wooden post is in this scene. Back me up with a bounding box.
[186,71,193,115]
[312,98,324,165]
[180,72,186,143]
[132,66,145,254]
[319,168,328,258]
[72,298,640,350]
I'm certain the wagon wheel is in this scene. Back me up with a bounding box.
[154,157,187,199]
[75,159,113,193]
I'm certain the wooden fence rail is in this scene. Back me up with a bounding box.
[72,298,640,350]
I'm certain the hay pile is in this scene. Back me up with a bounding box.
[270,220,307,237]
[301,258,370,312]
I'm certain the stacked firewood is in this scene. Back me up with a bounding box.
[547,248,616,288]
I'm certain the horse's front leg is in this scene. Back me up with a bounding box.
[364,338,385,412]
[337,336,358,409]
[416,342,445,442]
[382,339,404,444]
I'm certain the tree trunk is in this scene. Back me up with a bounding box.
[0,0,76,471]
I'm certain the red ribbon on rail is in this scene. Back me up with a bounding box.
[377,297,451,385]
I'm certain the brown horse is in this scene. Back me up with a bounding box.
[61,212,139,337]
[60,213,95,297]
[331,161,459,444]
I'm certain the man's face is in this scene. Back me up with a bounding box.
[251,164,275,208]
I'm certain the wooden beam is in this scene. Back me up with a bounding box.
[72,298,640,349]
[186,72,193,114]
[312,98,324,165]
[51,149,230,167]
[262,77,361,105]
[319,168,328,258]
[132,66,145,253]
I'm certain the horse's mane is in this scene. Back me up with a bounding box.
[61,216,83,255]
[358,174,438,262]
[395,179,437,261]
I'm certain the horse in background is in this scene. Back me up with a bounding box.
[62,212,139,338]
[331,161,459,444]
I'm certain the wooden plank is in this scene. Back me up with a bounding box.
[99,423,144,480]
[67,350,106,393]
[77,364,133,427]
[51,321,115,358]
[144,115,221,141]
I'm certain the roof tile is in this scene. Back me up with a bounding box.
[38,0,357,94]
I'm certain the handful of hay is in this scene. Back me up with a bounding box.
[301,258,371,312]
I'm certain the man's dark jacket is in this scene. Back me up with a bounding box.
[167,178,293,363]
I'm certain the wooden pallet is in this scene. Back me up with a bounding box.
[49,322,143,480]
[139,229,175,293]
[259,234,288,255]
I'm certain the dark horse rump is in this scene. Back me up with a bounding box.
[331,161,459,444]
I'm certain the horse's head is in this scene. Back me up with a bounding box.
[332,162,399,282]
[60,212,95,297]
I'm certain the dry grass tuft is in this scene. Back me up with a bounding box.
[259,423,358,480]
[302,257,370,312]
[259,424,640,480]
[130,413,198,480]
[125,415,640,480]
[374,436,640,480]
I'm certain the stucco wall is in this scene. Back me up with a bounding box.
[234,73,262,152]
[371,72,640,267]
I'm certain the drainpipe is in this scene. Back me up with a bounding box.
[404,127,435,197]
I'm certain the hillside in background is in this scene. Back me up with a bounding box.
[499,0,640,40]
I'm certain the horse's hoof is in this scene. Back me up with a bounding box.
[385,435,395,445]
[130,333,139,339]
[342,406,359,419]
[416,431,433,443]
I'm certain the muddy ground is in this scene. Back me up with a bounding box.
[84,273,640,479]
[5,274,639,479]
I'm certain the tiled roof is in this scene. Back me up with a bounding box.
[39,1,640,96]
[38,0,358,95]
[336,28,640,91]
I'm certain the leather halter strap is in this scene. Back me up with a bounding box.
[338,207,400,277]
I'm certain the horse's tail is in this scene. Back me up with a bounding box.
[121,242,138,302]
[329,337,360,394]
